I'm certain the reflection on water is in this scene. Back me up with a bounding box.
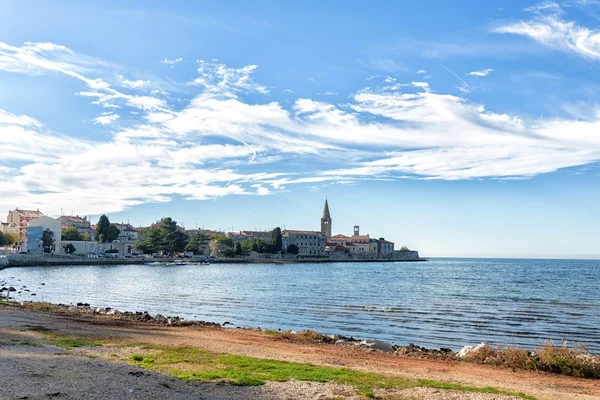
[2,258,599,352]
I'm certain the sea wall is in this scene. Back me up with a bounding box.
[3,254,145,268]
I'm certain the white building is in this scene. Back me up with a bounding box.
[25,216,61,254]
[282,230,326,256]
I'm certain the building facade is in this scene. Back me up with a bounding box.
[58,215,91,236]
[282,230,326,256]
[7,208,45,243]
[25,216,61,254]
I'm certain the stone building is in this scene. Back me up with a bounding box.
[282,230,326,256]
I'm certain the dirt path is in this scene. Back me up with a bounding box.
[1,306,599,400]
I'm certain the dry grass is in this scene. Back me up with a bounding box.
[462,340,600,379]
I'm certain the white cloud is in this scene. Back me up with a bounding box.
[160,57,183,67]
[120,75,150,89]
[189,60,269,95]
[3,42,600,217]
[493,2,600,59]
[417,69,427,74]
[94,112,120,125]
[469,68,494,77]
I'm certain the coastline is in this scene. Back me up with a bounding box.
[0,254,427,269]
[1,300,598,400]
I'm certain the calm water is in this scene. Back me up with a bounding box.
[2,258,599,352]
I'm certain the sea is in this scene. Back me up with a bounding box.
[1,258,599,353]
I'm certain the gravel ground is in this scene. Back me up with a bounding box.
[0,343,520,400]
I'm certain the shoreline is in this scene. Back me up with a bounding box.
[1,300,599,400]
[0,254,427,269]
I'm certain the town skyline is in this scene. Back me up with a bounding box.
[1,1,599,258]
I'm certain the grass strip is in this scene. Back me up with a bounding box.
[127,345,536,399]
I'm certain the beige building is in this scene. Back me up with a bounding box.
[6,208,45,243]
[59,215,91,236]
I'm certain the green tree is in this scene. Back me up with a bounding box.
[41,229,55,253]
[235,242,243,256]
[399,245,410,252]
[286,244,299,255]
[96,215,120,243]
[65,243,76,254]
[240,240,254,255]
[184,232,209,255]
[0,231,5,246]
[271,227,282,253]
[3,233,18,245]
[135,217,189,255]
[62,226,83,241]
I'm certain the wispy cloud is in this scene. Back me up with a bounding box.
[493,1,600,59]
[2,41,600,216]
[160,57,183,67]
[94,112,120,125]
[469,68,494,77]
[120,75,150,89]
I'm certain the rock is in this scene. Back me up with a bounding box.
[359,339,395,352]
[327,334,341,340]
[335,339,349,346]
[457,342,487,358]
[9,287,16,291]
[153,314,167,323]
[141,312,152,321]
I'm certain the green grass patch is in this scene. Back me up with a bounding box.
[42,332,103,349]
[127,345,536,399]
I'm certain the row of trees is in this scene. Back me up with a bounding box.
[134,217,285,257]
[0,231,19,246]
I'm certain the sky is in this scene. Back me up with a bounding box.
[0,0,599,258]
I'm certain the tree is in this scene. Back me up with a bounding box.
[96,215,120,243]
[271,227,282,253]
[286,244,299,255]
[399,246,410,252]
[65,243,76,254]
[135,217,189,255]
[235,242,243,256]
[0,231,5,246]
[41,229,55,253]
[81,232,91,241]
[62,226,83,241]
[185,232,209,255]
[240,240,254,255]
[3,233,18,245]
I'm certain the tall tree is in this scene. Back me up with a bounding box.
[135,217,189,255]
[235,242,243,256]
[62,226,83,241]
[0,231,5,246]
[96,215,120,243]
[271,227,282,253]
[41,229,55,253]
[4,233,18,245]
[185,232,209,254]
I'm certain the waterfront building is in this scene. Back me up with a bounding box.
[377,239,395,257]
[282,230,326,256]
[113,223,139,242]
[25,216,61,254]
[226,230,272,244]
[58,215,91,236]
[6,208,45,243]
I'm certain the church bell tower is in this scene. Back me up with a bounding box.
[321,199,332,240]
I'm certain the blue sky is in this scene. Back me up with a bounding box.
[0,0,599,258]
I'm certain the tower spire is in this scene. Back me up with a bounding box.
[321,199,332,240]
[322,199,331,219]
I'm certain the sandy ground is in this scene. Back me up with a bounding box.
[0,306,598,400]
